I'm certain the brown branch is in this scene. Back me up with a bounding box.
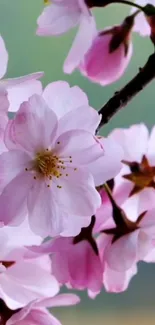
[97,52,155,131]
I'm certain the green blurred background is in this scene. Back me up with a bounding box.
[1,0,155,324]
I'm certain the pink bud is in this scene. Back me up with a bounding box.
[79,18,133,86]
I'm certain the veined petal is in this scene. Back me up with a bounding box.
[54,130,103,165]
[64,15,97,74]
[11,94,58,153]
[0,172,33,226]
[106,231,139,271]
[37,3,80,36]
[0,150,31,191]
[55,167,101,216]
[43,81,88,118]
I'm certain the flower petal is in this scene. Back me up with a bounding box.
[37,3,80,36]
[43,81,88,119]
[106,231,139,271]
[64,15,97,73]
[0,172,33,226]
[0,35,8,79]
[11,94,58,152]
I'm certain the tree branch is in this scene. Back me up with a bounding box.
[97,52,155,131]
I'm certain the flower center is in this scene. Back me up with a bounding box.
[123,155,155,196]
[33,150,60,178]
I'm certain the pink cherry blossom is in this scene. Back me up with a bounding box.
[25,217,103,295]
[131,0,155,36]
[0,220,59,310]
[0,34,43,113]
[79,21,133,85]
[0,94,108,237]
[97,233,137,292]
[98,205,155,273]
[42,81,123,187]
[6,294,80,325]
[49,237,103,294]
[36,0,97,74]
[109,124,155,219]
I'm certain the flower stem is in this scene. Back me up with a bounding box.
[97,52,155,131]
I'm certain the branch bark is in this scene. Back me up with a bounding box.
[97,52,155,131]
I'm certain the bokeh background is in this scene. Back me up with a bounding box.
[0,0,155,324]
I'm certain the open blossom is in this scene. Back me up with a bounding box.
[79,16,133,85]
[109,124,155,218]
[36,0,96,74]
[34,216,103,295]
[0,93,107,237]
[0,220,59,310]
[1,294,80,325]
[98,197,155,273]
[0,34,43,113]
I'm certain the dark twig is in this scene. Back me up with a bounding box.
[97,52,155,131]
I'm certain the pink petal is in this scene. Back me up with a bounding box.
[88,136,123,186]
[37,3,80,36]
[36,293,80,308]
[147,125,155,165]
[0,35,8,79]
[11,94,58,153]
[43,81,88,119]
[110,124,149,162]
[106,231,139,271]
[0,150,31,191]
[27,181,65,237]
[57,104,100,134]
[55,167,101,216]
[64,15,97,74]
[0,172,33,226]
[104,263,137,293]
[55,130,103,165]
[7,79,43,113]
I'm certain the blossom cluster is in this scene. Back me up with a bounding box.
[1,0,155,323]
[37,0,155,85]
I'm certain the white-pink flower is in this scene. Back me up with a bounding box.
[39,218,103,295]
[1,293,80,325]
[0,220,59,310]
[109,124,155,218]
[0,34,43,113]
[98,203,155,273]
[36,0,97,74]
[79,17,133,85]
[0,94,107,237]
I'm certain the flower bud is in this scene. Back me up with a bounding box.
[79,16,134,85]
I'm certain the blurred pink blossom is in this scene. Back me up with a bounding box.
[36,0,96,74]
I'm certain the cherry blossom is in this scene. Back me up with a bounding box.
[36,0,96,74]
[0,94,107,237]
[37,216,103,295]
[0,294,80,325]
[0,34,43,113]
[109,124,155,219]
[78,16,133,85]
[98,194,155,273]
[0,220,59,310]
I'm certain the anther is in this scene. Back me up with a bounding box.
[25,168,28,171]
